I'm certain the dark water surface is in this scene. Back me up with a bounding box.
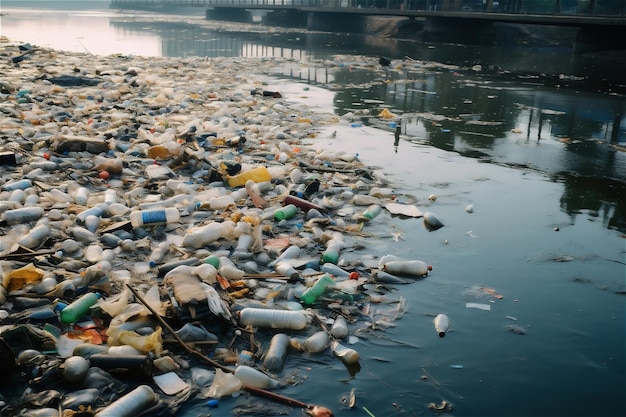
[2,2,625,417]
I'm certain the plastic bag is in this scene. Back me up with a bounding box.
[206,368,242,398]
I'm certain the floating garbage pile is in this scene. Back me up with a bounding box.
[0,40,444,417]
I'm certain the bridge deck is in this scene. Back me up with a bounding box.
[111,0,626,27]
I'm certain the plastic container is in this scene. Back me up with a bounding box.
[332,341,359,365]
[88,353,153,379]
[2,207,44,225]
[95,385,156,417]
[382,260,431,277]
[17,224,50,249]
[2,179,32,191]
[58,292,101,324]
[434,314,450,338]
[234,365,279,389]
[330,315,349,339]
[274,204,298,221]
[130,207,179,228]
[321,246,341,264]
[360,204,382,221]
[226,166,271,188]
[74,186,90,206]
[263,333,290,371]
[320,263,351,278]
[238,308,307,330]
[76,203,109,224]
[300,274,334,305]
[304,331,329,353]
[149,241,170,267]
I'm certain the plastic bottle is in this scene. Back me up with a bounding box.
[17,224,50,249]
[149,241,170,267]
[88,353,154,379]
[104,189,117,205]
[274,204,298,221]
[304,331,329,353]
[321,245,341,264]
[332,340,359,365]
[74,186,90,206]
[238,308,307,330]
[300,274,334,305]
[320,263,351,278]
[434,314,450,338]
[2,179,32,191]
[2,207,44,225]
[274,261,300,279]
[95,385,156,417]
[382,260,432,277]
[76,203,109,224]
[359,204,382,221]
[330,315,349,339]
[58,292,101,324]
[226,166,271,188]
[263,333,290,371]
[130,207,179,228]
[234,365,279,389]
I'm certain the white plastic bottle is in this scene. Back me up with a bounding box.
[382,260,432,277]
[234,365,279,389]
[130,207,179,228]
[95,385,156,417]
[74,186,90,206]
[434,314,450,338]
[330,315,349,339]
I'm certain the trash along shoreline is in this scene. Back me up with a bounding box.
[0,39,450,417]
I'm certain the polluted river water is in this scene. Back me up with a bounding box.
[1,3,625,417]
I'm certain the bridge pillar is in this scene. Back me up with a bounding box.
[307,12,367,33]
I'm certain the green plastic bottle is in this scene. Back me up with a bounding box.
[274,204,298,221]
[300,274,334,305]
[59,292,100,324]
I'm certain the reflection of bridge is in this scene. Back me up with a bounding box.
[112,0,626,51]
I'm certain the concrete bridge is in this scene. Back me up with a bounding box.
[111,0,626,52]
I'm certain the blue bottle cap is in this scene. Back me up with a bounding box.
[206,399,219,408]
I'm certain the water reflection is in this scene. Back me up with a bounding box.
[324,66,626,232]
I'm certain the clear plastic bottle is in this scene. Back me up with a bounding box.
[300,274,334,305]
[263,333,290,371]
[2,207,44,225]
[149,241,170,268]
[58,292,101,324]
[130,207,180,228]
[74,186,90,206]
[238,308,307,330]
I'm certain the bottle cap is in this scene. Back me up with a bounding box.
[206,399,219,408]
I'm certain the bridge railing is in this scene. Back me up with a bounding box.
[111,0,626,16]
